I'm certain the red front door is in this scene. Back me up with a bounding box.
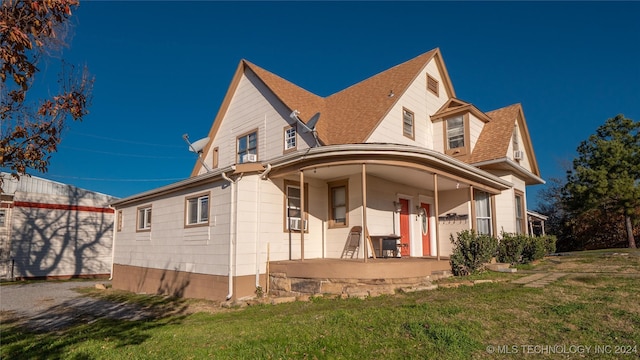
[421,203,431,256]
[399,199,410,256]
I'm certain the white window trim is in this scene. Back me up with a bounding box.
[186,194,209,226]
[284,126,297,151]
[137,206,152,231]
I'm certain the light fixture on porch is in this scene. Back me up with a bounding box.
[416,206,426,217]
[393,201,403,212]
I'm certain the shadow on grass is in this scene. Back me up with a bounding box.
[2,315,188,359]
[1,289,191,359]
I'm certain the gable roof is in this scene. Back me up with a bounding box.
[241,49,454,145]
[469,103,541,177]
[191,48,456,175]
[322,49,448,144]
[431,98,492,123]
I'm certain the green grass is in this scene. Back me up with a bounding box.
[2,250,640,359]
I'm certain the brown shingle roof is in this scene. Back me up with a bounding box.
[468,103,521,163]
[245,49,442,145]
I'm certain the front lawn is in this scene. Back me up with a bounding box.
[2,249,639,359]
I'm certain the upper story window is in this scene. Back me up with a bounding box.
[403,108,414,139]
[186,194,209,226]
[237,130,258,163]
[284,126,297,152]
[137,205,152,232]
[427,74,439,96]
[328,180,348,228]
[446,115,465,152]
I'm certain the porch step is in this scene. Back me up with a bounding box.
[486,263,517,273]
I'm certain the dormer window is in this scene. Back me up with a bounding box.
[403,108,414,140]
[446,116,465,149]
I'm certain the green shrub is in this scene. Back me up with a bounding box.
[522,236,547,263]
[543,235,557,254]
[498,233,557,265]
[497,232,526,265]
[450,230,498,276]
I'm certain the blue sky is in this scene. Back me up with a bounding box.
[10,1,640,209]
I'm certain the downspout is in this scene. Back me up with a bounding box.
[109,206,116,281]
[221,167,240,301]
[256,164,272,288]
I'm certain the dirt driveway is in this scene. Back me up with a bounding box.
[0,280,151,332]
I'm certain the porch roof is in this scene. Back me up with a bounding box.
[268,143,513,193]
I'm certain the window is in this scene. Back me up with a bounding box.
[237,130,258,163]
[0,209,6,227]
[284,181,308,232]
[515,191,525,234]
[186,194,209,226]
[284,126,296,151]
[403,108,414,139]
[328,180,348,228]
[446,115,465,150]
[117,210,123,232]
[427,74,439,96]
[475,190,492,236]
[137,206,152,231]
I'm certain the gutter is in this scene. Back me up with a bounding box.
[267,143,513,190]
[471,157,546,185]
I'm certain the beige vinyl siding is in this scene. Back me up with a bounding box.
[492,174,528,235]
[366,59,449,149]
[468,113,485,152]
[113,181,231,276]
[437,189,472,256]
[507,117,534,172]
[432,118,445,153]
[199,71,314,175]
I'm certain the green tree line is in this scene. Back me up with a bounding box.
[537,115,639,251]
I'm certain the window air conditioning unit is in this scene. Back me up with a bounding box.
[242,154,257,163]
[513,150,524,160]
[289,218,308,231]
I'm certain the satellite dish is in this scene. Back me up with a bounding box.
[182,134,212,173]
[189,137,210,153]
[289,110,321,147]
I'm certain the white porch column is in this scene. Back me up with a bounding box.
[362,163,368,263]
[433,173,440,261]
[300,170,305,261]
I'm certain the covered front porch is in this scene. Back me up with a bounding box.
[266,144,511,265]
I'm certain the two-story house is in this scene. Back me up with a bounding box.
[110,48,543,301]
